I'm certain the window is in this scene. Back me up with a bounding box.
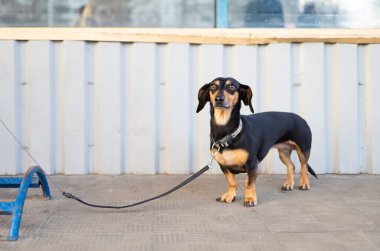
[1,0,379,28]
[229,0,380,28]
[0,0,214,27]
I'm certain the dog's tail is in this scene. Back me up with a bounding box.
[307,164,318,179]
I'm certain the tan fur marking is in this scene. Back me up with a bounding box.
[210,91,239,125]
[300,163,310,190]
[214,149,249,167]
[209,81,221,107]
[209,89,218,103]
[290,142,310,189]
[278,148,295,190]
[244,179,257,206]
[219,171,237,203]
[209,89,224,107]
[225,91,239,107]
[275,140,310,190]
[213,108,232,125]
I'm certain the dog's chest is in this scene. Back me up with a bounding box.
[214,149,249,166]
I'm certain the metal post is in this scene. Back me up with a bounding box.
[215,0,228,28]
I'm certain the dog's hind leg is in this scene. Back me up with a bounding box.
[294,147,311,190]
[277,147,295,191]
[276,141,311,190]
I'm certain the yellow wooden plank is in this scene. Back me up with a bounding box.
[1,28,380,44]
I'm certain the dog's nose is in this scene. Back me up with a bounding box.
[215,95,225,103]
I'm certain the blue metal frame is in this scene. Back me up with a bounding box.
[0,166,51,241]
[215,0,228,28]
[0,177,40,188]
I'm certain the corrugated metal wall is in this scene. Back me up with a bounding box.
[0,40,379,175]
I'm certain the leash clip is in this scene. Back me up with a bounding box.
[208,143,221,169]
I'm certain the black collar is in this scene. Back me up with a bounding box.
[210,119,243,149]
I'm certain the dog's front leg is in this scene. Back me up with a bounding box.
[244,163,258,207]
[216,168,236,203]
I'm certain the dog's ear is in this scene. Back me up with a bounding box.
[240,84,254,113]
[196,84,210,113]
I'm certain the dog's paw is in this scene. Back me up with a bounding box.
[216,192,236,203]
[299,183,310,190]
[244,188,257,207]
[299,179,310,190]
[281,181,294,191]
[243,194,257,207]
[243,197,257,207]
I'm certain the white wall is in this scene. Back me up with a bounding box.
[0,40,379,174]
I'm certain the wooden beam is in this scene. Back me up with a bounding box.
[1,28,380,44]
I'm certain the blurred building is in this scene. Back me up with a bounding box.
[0,0,380,28]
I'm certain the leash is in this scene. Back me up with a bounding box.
[1,118,220,209]
[62,165,210,209]
[62,147,220,209]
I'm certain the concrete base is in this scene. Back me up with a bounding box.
[0,174,379,250]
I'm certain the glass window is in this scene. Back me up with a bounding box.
[1,0,380,28]
[0,0,215,27]
[229,0,380,28]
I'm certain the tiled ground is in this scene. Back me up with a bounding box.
[1,173,379,250]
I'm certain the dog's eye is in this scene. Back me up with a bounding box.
[210,85,217,91]
[228,85,236,90]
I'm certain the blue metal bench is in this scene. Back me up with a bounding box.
[0,166,51,241]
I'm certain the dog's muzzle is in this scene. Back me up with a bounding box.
[214,103,230,109]
[214,96,230,108]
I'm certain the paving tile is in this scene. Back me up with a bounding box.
[0,174,379,250]
[275,232,378,251]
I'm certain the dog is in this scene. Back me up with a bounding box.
[196,77,317,207]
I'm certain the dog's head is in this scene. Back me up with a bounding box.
[196,77,254,114]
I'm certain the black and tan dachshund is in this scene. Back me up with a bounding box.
[197,77,317,207]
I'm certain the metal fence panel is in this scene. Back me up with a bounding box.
[27,41,54,174]
[129,43,158,174]
[0,41,18,175]
[365,45,380,174]
[0,40,379,174]
[300,43,327,174]
[61,41,87,174]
